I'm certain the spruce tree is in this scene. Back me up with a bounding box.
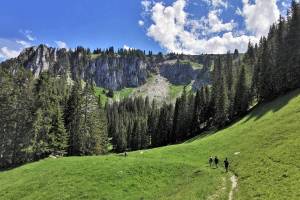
[286,1,300,89]
[234,66,249,116]
[212,57,229,127]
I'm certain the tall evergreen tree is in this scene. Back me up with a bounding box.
[234,66,250,116]
[31,73,68,158]
[286,1,300,89]
[0,68,34,168]
[212,57,229,127]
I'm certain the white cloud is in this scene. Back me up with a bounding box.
[235,7,243,16]
[123,45,135,50]
[55,41,68,49]
[141,0,153,12]
[0,47,20,59]
[145,0,256,54]
[207,10,236,33]
[123,45,130,50]
[242,0,280,37]
[20,29,36,41]
[204,0,228,8]
[0,38,33,60]
[138,20,145,26]
[16,40,31,48]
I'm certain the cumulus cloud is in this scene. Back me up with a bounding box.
[207,10,236,33]
[55,41,68,49]
[145,0,257,54]
[242,0,280,37]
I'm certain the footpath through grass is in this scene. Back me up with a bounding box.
[1,90,300,200]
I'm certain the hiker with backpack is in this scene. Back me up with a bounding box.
[214,156,219,168]
[209,156,213,167]
[224,158,229,172]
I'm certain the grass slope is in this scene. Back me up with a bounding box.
[94,86,135,105]
[1,90,300,200]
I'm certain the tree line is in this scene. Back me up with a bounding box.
[107,1,300,152]
[107,50,250,152]
[251,1,300,102]
[0,69,108,169]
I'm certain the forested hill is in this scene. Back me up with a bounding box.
[0,1,300,170]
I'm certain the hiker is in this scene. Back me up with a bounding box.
[224,158,229,172]
[214,156,219,168]
[209,156,213,167]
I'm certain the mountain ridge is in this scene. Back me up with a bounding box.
[0,44,216,91]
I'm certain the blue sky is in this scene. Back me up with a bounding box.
[0,0,294,60]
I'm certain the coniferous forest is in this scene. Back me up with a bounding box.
[1,1,300,169]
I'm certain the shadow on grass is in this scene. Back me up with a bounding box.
[185,89,300,145]
[184,130,217,144]
[243,89,300,123]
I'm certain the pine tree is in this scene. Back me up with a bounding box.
[257,38,274,101]
[212,57,229,127]
[172,87,189,142]
[148,100,159,146]
[234,66,250,116]
[224,52,234,119]
[286,1,300,89]
[275,15,288,94]
[31,73,65,159]
[48,107,68,156]
[0,68,34,168]
[65,81,82,155]
[77,84,108,155]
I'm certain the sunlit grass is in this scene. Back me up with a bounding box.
[1,90,299,200]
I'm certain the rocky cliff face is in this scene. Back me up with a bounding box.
[159,61,199,85]
[0,45,212,91]
[158,59,211,89]
[90,56,148,90]
[4,45,149,90]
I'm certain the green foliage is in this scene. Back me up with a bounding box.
[179,60,203,70]
[169,84,185,99]
[233,66,250,116]
[31,73,69,158]
[113,87,134,100]
[0,68,34,168]
[212,57,229,127]
[168,83,192,100]
[252,2,300,101]
[94,86,135,106]
[1,90,300,200]
[0,70,108,168]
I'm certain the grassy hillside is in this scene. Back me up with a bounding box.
[94,86,135,105]
[94,75,191,105]
[1,90,300,200]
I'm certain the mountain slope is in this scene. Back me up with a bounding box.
[1,90,300,200]
[0,45,212,92]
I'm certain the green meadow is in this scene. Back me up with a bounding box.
[1,90,299,200]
